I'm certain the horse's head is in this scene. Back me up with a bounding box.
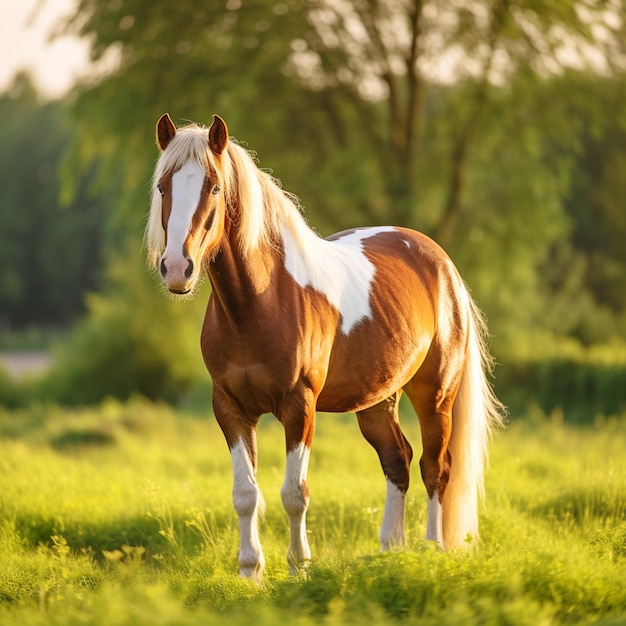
[149,113,229,295]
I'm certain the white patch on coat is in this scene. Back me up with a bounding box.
[281,442,311,513]
[282,226,397,334]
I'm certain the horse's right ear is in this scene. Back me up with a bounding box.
[156,113,176,151]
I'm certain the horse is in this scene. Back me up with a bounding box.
[146,113,505,579]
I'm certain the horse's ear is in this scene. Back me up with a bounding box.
[208,115,229,155]
[156,113,176,151]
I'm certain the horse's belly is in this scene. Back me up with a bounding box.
[316,385,397,413]
[316,329,431,413]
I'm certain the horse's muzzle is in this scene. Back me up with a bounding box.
[160,254,195,294]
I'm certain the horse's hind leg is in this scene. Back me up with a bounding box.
[404,378,456,547]
[356,391,413,550]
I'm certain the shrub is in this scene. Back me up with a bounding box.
[496,337,626,422]
[42,260,208,406]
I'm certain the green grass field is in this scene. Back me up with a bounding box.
[0,399,625,625]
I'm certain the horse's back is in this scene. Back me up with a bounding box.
[318,226,468,413]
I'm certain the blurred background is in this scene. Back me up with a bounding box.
[1,0,625,420]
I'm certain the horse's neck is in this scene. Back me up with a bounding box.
[207,230,277,322]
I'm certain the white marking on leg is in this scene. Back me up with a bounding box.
[425,491,444,547]
[281,442,311,573]
[380,479,406,550]
[231,439,265,579]
[281,226,397,334]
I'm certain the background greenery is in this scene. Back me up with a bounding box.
[1,4,625,622]
[62,0,626,349]
[0,401,625,625]
[2,0,626,415]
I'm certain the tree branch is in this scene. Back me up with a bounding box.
[434,0,508,245]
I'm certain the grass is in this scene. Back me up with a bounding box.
[0,398,625,625]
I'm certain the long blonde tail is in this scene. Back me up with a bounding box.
[441,296,505,548]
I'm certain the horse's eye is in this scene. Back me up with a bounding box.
[212,184,221,196]
[157,184,164,196]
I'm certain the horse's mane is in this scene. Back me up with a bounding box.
[146,123,317,267]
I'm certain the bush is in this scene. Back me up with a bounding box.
[41,260,208,406]
[0,365,20,409]
[496,337,626,422]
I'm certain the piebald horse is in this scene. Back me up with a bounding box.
[147,113,504,579]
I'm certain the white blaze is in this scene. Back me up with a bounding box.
[164,160,206,260]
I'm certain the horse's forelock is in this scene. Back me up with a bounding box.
[159,125,212,173]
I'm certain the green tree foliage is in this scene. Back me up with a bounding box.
[64,0,625,227]
[46,0,626,403]
[562,77,626,342]
[0,74,104,330]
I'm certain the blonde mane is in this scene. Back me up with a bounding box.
[146,123,317,267]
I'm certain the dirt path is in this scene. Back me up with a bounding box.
[0,352,53,379]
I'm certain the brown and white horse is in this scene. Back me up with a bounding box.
[147,113,504,579]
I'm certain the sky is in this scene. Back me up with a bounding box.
[0,0,90,98]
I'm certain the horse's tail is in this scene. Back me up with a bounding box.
[441,295,505,549]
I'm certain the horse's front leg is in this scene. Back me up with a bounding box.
[278,387,316,574]
[213,387,265,580]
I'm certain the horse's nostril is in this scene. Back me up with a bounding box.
[184,258,194,279]
[160,258,167,277]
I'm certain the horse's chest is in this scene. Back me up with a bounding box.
[201,320,296,399]
[221,359,272,397]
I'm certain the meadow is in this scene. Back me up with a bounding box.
[0,398,625,625]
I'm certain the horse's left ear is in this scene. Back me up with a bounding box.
[209,115,229,155]
[156,113,176,151]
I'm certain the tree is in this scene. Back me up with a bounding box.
[298,2,625,241]
[64,1,626,234]
[0,74,105,330]
[559,75,626,343]
[53,0,626,390]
